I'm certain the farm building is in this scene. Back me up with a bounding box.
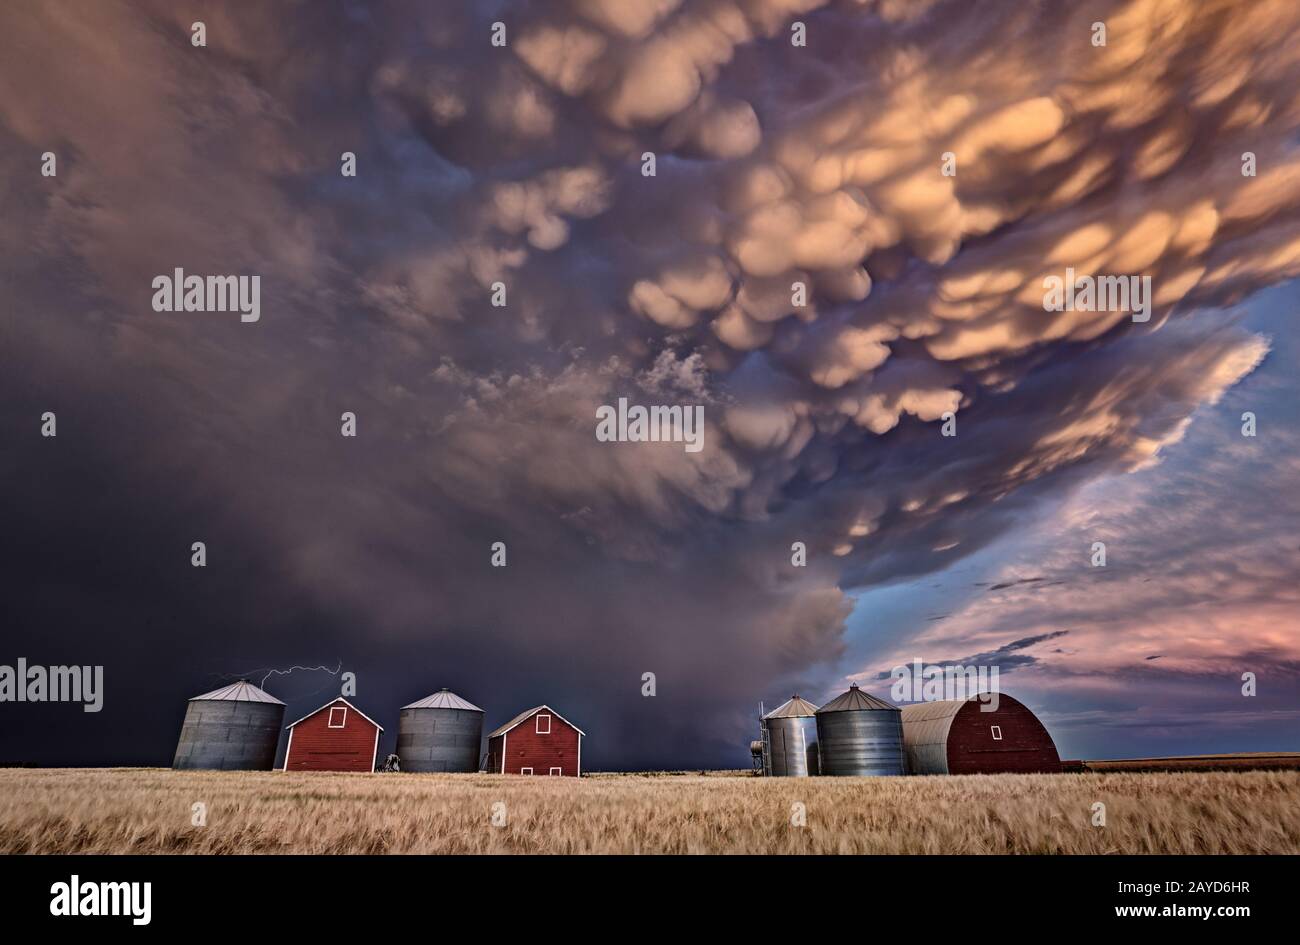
[396,688,484,772]
[283,697,383,773]
[762,695,820,777]
[172,680,284,771]
[815,683,906,776]
[900,693,1060,775]
[485,705,584,776]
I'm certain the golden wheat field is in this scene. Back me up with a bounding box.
[1,767,1297,854]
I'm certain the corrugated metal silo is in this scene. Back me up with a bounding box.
[814,683,905,776]
[172,680,285,771]
[397,688,485,772]
[762,695,820,777]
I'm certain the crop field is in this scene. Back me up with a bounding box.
[1075,752,1300,773]
[2,767,1297,855]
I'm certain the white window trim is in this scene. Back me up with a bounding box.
[521,767,533,775]
[990,725,1002,741]
[535,714,551,734]
[328,706,348,729]
[549,766,562,776]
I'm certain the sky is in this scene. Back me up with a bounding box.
[844,286,1300,761]
[1,0,1298,770]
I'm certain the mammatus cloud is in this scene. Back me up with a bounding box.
[2,0,1298,765]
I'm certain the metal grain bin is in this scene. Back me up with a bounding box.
[172,681,285,771]
[397,688,484,773]
[762,695,820,777]
[815,683,905,776]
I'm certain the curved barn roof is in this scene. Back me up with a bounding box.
[189,681,284,705]
[817,683,897,713]
[763,695,819,719]
[402,688,483,711]
[899,693,1014,746]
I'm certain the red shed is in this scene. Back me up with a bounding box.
[900,693,1060,775]
[282,697,383,773]
[485,705,585,777]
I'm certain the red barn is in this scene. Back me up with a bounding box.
[282,697,383,772]
[485,705,585,777]
[900,693,1060,775]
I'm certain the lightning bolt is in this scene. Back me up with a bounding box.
[257,660,344,688]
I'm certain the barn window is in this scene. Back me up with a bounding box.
[990,725,1002,740]
[536,714,551,734]
[521,767,533,775]
[328,707,347,728]
[549,767,562,776]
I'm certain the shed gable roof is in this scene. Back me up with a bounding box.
[487,704,585,738]
[285,696,384,732]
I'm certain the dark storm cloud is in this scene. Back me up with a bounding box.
[3,0,1300,767]
[988,577,1045,592]
[870,630,1071,680]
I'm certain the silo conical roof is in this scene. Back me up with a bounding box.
[402,688,483,711]
[763,695,819,718]
[816,683,897,713]
[189,681,284,704]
